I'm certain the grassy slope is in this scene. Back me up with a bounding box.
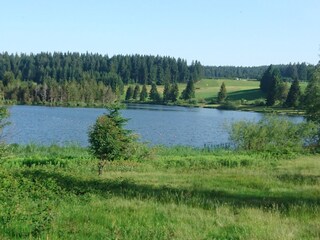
[1,145,319,239]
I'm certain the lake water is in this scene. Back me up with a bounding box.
[4,104,303,147]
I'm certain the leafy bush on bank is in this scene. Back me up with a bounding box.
[229,116,319,153]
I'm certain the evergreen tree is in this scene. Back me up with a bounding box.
[125,86,134,100]
[140,84,148,101]
[260,65,274,93]
[149,83,161,102]
[88,105,136,175]
[303,67,320,123]
[217,82,227,103]
[170,82,179,102]
[266,69,282,106]
[285,78,301,108]
[181,79,195,100]
[132,85,140,100]
[162,81,171,102]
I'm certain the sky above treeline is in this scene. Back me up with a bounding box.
[1,0,319,66]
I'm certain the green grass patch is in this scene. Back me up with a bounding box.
[0,145,319,239]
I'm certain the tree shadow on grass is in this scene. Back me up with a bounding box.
[21,170,320,212]
[227,89,265,101]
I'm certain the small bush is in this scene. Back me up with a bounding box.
[254,98,266,106]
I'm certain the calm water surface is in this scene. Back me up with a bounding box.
[4,104,302,147]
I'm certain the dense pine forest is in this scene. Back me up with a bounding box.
[0,52,202,105]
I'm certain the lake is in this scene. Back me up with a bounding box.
[4,104,303,147]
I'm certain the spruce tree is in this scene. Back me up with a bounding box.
[260,65,274,93]
[285,78,301,108]
[149,83,161,102]
[170,82,179,102]
[140,84,148,101]
[217,82,227,103]
[163,81,171,102]
[133,85,140,100]
[181,79,195,100]
[266,69,282,106]
[125,86,134,100]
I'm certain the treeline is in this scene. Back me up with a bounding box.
[0,52,202,85]
[204,63,315,81]
[0,52,202,105]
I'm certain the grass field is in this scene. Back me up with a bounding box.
[1,145,319,239]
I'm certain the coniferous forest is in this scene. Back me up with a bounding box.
[0,52,202,105]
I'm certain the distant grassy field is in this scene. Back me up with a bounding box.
[194,79,262,101]
[1,145,319,239]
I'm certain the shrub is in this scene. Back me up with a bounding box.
[254,98,266,106]
[229,116,319,153]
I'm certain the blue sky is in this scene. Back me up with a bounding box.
[0,0,319,66]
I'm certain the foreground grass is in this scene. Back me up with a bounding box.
[0,145,319,239]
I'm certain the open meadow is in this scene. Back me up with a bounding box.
[1,145,319,239]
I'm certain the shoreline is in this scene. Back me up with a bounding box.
[4,101,306,117]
